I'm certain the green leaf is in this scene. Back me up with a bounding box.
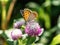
[26,36,36,45]
[50,34,60,45]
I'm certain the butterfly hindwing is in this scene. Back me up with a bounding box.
[28,11,38,21]
[20,10,24,16]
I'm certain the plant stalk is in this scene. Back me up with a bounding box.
[1,1,6,30]
[6,0,16,26]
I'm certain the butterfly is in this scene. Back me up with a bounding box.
[20,8,38,22]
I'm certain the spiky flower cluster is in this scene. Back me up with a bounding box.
[11,18,44,40]
[25,21,43,36]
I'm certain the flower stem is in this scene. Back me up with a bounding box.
[18,39,24,45]
[32,42,35,45]
[14,40,17,45]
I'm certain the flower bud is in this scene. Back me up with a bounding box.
[13,19,25,28]
[11,29,22,40]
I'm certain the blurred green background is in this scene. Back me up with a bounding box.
[0,0,60,45]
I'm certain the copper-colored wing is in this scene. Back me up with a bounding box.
[20,8,32,21]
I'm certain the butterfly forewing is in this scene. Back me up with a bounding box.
[23,9,31,21]
[20,10,24,16]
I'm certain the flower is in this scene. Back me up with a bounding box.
[11,29,22,40]
[25,22,44,37]
[13,18,25,28]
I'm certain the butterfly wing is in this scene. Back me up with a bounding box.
[23,9,31,21]
[28,11,38,21]
[20,8,32,21]
[20,10,24,16]
[20,8,38,22]
[28,13,35,21]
